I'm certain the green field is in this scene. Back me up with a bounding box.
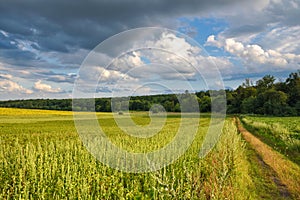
[241,116,300,165]
[0,108,298,199]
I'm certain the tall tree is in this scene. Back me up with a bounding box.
[256,75,275,92]
[286,70,300,106]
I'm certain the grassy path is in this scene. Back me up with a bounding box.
[236,117,300,199]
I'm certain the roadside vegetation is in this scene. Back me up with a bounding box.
[240,116,300,165]
[237,118,300,199]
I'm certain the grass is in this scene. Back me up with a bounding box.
[240,116,300,165]
[237,118,300,199]
[0,108,294,199]
[244,142,291,199]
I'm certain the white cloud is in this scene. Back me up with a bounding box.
[80,31,204,85]
[15,39,40,55]
[0,73,13,80]
[205,56,235,71]
[224,39,245,55]
[206,35,222,48]
[211,0,300,49]
[260,26,300,54]
[147,32,201,57]
[110,51,144,72]
[34,80,61,93]
[127,51,144,66]
[0,30,9,37]
[100,68,134,83]
[75,30,231,96]
[79,65,135,83]
[0,80,33,94]
[206,35,300,69]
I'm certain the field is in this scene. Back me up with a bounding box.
[0,108,299,199]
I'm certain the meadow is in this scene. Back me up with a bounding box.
[240,116,300,165]
[0,108,296,199]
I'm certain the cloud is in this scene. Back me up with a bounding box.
[0,79,33,94]
[74,30,231,97]
[33,80,61,93]
[207,35,220,47]
[259,26,300,54]
[202,0,300,79]
[37,72,77,84]
[0,30,9,37]
[1,0,300,98]
[145,32,201,59]
[217,0,300,39]
[206,35,300,69]
[0,63,77,85]
[0,0,253,53]
[98,31,218,83]
[44,74,76,83]
[0,0,298,62]
[0,73,13,80]
[110,51,144,72]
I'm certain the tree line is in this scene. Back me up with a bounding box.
[0,70,299,116]
[226,70,300,116]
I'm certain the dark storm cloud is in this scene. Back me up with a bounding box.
[44,73,77,84]
[223,24,266,38]
[0,34,16,50]
[0,0,248,53]
[0,49,37,65]
[26,70,77,84]
[266,0,300,27]
[0,39,15,50]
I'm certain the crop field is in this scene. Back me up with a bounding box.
[0,108,298,199]
[241,116,300,165]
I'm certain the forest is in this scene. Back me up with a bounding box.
[0,70,299,116]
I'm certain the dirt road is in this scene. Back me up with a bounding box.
[235,117,300,199]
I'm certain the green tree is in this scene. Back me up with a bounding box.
[241,96,256,114]
[256,75,275,92]
[199,95,211,112]
[261,89,288,116]
[286,70,300,107]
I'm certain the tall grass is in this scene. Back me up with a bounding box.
[0,108,257,199]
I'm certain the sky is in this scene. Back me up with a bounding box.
[0,0,300,100]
